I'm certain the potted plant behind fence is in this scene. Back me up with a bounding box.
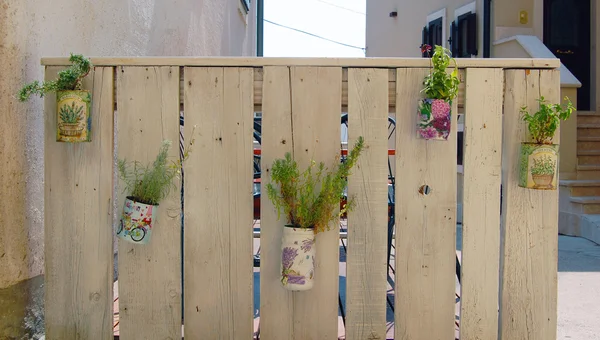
[417,44,460,141]
[117,134,194,245]
[266,136,364,291]
[519,96,574,190]
[18,53,93,143]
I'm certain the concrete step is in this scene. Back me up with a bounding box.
[577,123,600,138]
[578,155,600,165]
[578,141,600,151]
[578,150,600,156]
[569,196,600,214]
[578,111,600,124]
[560,179,600,196]
[577,165,600,179]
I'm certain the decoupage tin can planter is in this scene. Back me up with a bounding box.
[280,225,316,291]
[518,143,559,190]
[417,98,452,141]
[117,196,157,245]
[56,90,92,143]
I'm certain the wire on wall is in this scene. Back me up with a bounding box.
[264,19,366,52]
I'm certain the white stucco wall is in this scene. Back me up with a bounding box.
[365,0,482,57]
[0,0,256,288]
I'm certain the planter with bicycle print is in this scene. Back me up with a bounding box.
[117,196,157,245]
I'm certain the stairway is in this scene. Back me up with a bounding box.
[559,111,600,244]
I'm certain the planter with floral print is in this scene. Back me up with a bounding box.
[417,98,452,141]
[117,196,157,245]
[56,90,92,143]
[518,143,559,190]
[280,225,316,291]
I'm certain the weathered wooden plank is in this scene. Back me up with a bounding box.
[183,67,254,339]
[41,56,560,68]
[44,66,114,339]
[394,68,457,340]
[116,66,182,339]
[259,66,294,339]
[499,69,560,340]
[345,68,389,340]
[459,68,504,340]
[290,66,342,339]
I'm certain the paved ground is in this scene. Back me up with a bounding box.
[556,235,600,340]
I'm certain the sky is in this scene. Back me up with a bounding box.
[263,0,366,57]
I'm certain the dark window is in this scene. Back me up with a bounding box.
[422,17,443,57]
[241,0,250,12]
[450,12,477,57]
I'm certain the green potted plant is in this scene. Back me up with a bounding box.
[518,96,574,190]
[417,44,460,141]
[116,132,195,245]
[18,53,92,143]
[266,136,364,291]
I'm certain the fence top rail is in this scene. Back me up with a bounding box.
[40,56,560,69]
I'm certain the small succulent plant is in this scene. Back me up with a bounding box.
[18,53,92,102]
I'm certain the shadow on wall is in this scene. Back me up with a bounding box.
[0,275,45,340]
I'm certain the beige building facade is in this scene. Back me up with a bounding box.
[367,0,600,243]
[0,0,257,290]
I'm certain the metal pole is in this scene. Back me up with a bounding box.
[257,0,264,56]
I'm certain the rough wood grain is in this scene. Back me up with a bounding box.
[44,66,114,339]
[116,66,182,339]
[259,66,294,339]
[345,68,389,340]
[183,67,254,339]
[41,56,560,68]
[290,66,342,339]
[394,68,457,340]
[459,68,504,340]
[499,69,560,340]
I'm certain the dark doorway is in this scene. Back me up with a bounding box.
[544,0,591,110]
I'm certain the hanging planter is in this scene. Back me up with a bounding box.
[266,137,365,291]
[518,96,574,190]
[417,98,452,140]
[280,225,316,291]
[117,196,157,245]
[417,44,460,141]
[116,130,195,245]
[56,90,92,142]
[18,54,93,143]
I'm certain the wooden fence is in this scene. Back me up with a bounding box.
[42,57,560,340]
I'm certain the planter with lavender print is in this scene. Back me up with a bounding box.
[280,225,316,291]
[417,98,452,141]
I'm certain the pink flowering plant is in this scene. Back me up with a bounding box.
[417,44,460,140]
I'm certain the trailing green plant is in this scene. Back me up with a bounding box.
[420,44,460,101]
[59,102,84,124]
[117,127,196,206]
[18,53,92,102]
[266,136,365,234]
[531,155,555,176]
[520,96,575,144]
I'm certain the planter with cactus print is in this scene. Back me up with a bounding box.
[117,196,157,245]
[417,98,452,141]
[56,90,92,143]
[518,143,559,190]
[280,225,315,291]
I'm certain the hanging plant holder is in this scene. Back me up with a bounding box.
[117,196,157,245]
[417,98,452,141]
[518,143,559,190]
[280,225,316,291]
[56,90,92,143]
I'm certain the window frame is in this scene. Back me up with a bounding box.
[426,8,447,48]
